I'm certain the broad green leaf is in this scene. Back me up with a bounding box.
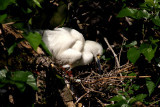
[40,40,52,56]
[33,0,42,8]
[128,90,134,94]
[136,10,150,19]
[146,79,155,96]
[127,47,140,64]
[128,97,137,105]
[145,0,160,8]
[145,0,155,7]
[50,2,67,27]
[27,74,38,90]
[0,69,7,79]
[107,100,128,107]
[0,14,7,23]
[125,41,137,48]
[134,94,147,102]
[117,7,138,18]
[110,95,126,101]
[15,82,26,92]
[140,43,157,61]
[152,15,160,26]
[23,32,42,51]
[8,42,17,55]
[0,0,15,10]
[11,71,29,82]
[13,22,25,30]
[149,37,159,44]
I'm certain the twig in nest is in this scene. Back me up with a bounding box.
[95,97,106,107]
[85,76,151,84]
[104,37,120,68]
[120,33,128,41]
[116,64,133,74]
[75,92,88,105]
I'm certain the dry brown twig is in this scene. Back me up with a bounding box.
[75,92,88,105]
[85,76,151,84]
[104,37,120,68]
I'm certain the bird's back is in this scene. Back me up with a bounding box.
[42,27,85,66]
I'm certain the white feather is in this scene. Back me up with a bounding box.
[42,27,103,69]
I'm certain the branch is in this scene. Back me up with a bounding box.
[86,76,151,84]
[104,37,120,68]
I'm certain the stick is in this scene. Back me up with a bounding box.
[104,37,120,68]
[86,76,151,84]
[75,92,88,105]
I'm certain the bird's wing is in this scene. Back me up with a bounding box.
[57,49,82,65]
[70,29,85,52]
[42,29,76,55]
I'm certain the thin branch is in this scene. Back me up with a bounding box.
[104,37,120,68]
[95,97,105,107]
[115,64,133,74]
[75,92,88,105]
[85,76,151,84]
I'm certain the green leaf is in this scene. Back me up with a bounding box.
[128,97,137,105]
[150,37,159,44]
[146,79,155,96]
[140,43,157,61]
[27,74,38,90]
[110,95,126,101]
[108,100,128,107]
[128,72,136,76]
[11,71,29,82]
[8,42,17,55]
[145,0,154,6]
[152,15,160,26]
[15,82,26,92]
[13,22,25,30]
[136,10,150,19]
[125,41,137,48]
[10,71,37,92]
[40,40,52,56]
[33,0,42,8]
[134,94,147,102]
[145,0,159,7]
[128,90,134,94]
[0,14,7,23]
[117,7,138,18]
[0,69,7,79]
[23,32,42,51]
[132,84,140,91]
[0,0,15,10]
[127,47,140,64]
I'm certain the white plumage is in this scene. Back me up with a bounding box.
[42,27,103,69]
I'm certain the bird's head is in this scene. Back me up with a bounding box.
[84,40,103,72]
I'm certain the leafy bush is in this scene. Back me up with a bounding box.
[0,69,37,92]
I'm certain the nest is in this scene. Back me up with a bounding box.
[59,63,150,106]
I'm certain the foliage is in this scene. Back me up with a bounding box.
[126,38,159,63]
[108,94,147,107]
[0,69,38,92]
[108,77,146,106]
[0,0,160,106]
[23,32,42,51]
[118,0,160,64]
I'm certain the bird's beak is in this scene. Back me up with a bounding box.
[96,55,102,73]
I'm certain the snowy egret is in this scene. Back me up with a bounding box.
[42,27,103,70]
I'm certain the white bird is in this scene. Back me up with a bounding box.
[42,27,103,70]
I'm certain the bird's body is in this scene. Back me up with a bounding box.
[42,27,103,69]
